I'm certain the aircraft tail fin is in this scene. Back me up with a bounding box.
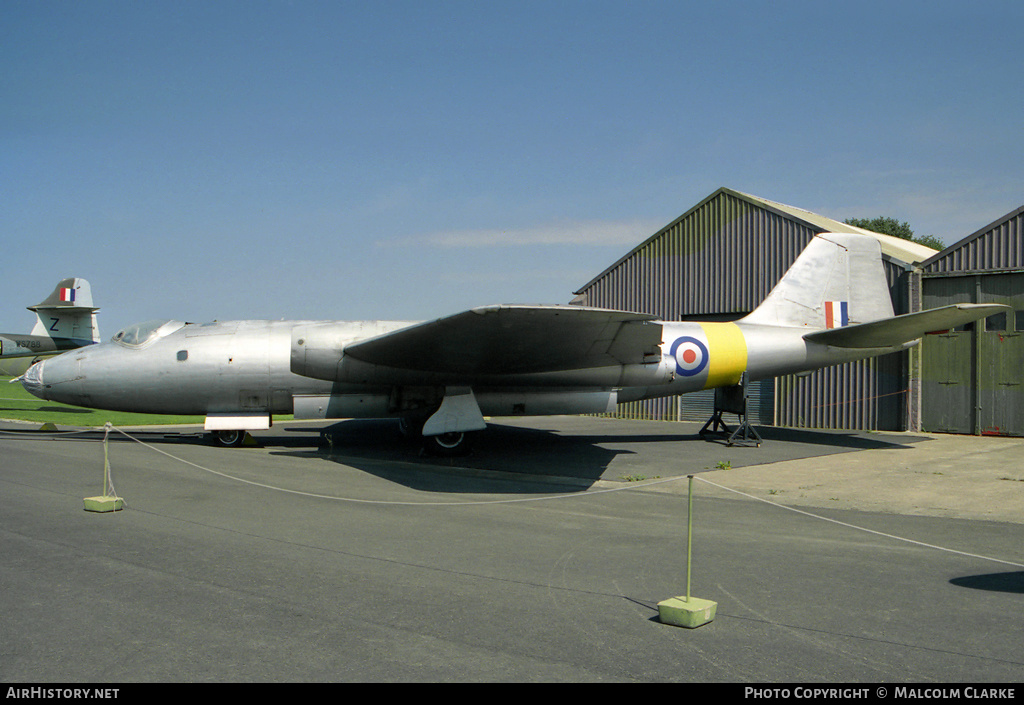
[741,233,894,330]
[28,278,101,342]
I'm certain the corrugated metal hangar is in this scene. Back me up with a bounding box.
[915,205,1024,436]
[571,187,1024,436]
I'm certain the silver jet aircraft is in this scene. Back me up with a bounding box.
[1,278,100,377]
[20,234,1006,452]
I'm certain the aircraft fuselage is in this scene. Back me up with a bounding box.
[21,317,901,421]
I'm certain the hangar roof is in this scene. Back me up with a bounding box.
[920,203,1024,275]
[735,190,939,265]
[575,187,937,295]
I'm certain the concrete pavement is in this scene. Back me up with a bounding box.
[1,416,1022,682]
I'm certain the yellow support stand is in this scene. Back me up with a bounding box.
[84,423,123,513]
[658,475,716,628]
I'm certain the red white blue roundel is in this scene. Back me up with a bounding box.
[670,336,709,377]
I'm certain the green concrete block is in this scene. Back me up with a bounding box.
[658,596,717,629]
[83,496,123,513]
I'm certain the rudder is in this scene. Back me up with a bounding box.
[741,233,894,330]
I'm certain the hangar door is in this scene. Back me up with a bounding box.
[921,273,1024,436]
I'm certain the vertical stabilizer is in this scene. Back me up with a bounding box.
[741,234,893,330]
[28,278,101,342]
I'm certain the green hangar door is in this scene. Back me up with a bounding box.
[921,272,1024,436]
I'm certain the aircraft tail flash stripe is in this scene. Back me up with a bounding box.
[697,322,748,390]
[59,287,75,303]
[825,301,848,329]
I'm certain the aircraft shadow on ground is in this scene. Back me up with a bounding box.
[270,420,628,493]
[949,571,1024,595]
[30,417,926,494]
[263,418,924,494]
[745,425,930,449]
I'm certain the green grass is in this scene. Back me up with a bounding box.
[0,376,206,427]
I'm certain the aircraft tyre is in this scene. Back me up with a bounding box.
[398,413,472,456]
[211,429,247,448]
[423,431,471,457]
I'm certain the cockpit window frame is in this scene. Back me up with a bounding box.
[111,319,186,348]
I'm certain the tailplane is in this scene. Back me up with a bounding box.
[804,303,1009,349]
[741,233,893,329]
[28,278,101,343]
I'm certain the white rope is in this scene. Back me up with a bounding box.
[693,475,1024,569]
[109,425,679,506]
[8,423,1019,569]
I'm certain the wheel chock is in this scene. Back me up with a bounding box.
[657,596,717,629]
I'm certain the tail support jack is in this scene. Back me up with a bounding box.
[699,372,762,447]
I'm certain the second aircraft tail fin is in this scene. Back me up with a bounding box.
[28,278,101,343]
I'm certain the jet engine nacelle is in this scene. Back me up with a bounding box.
[291,322,676,388]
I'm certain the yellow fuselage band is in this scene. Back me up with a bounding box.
[697,322,748,389]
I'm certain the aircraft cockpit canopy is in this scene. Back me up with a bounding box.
[112,319,186,347]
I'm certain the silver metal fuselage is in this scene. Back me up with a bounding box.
[25,321,333,415]
[21,317,902,421]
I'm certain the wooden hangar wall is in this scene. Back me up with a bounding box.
[571,187,916,431]
[914,205,1024,437]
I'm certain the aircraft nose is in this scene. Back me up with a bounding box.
[21,360,46,399]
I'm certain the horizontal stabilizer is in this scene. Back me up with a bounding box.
[344,304,662,375]
[804,304,1010,349]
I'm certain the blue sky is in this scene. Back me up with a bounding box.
[2,0,1022,336]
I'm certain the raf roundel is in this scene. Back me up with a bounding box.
[670,336,709,377]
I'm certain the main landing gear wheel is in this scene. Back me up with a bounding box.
[423,431,471,457]
[397,416,474,456]
[211,429,247,447]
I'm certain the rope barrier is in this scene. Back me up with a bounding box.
[2,423,1019,569]
[802,387,909,410]
[101,422,120,501]
[693,475,1024,569]
[107,425,680,506]
[111,426,1024,567]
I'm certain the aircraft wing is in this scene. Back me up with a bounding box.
[342,304,663,375]
[804,304,1010,349]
